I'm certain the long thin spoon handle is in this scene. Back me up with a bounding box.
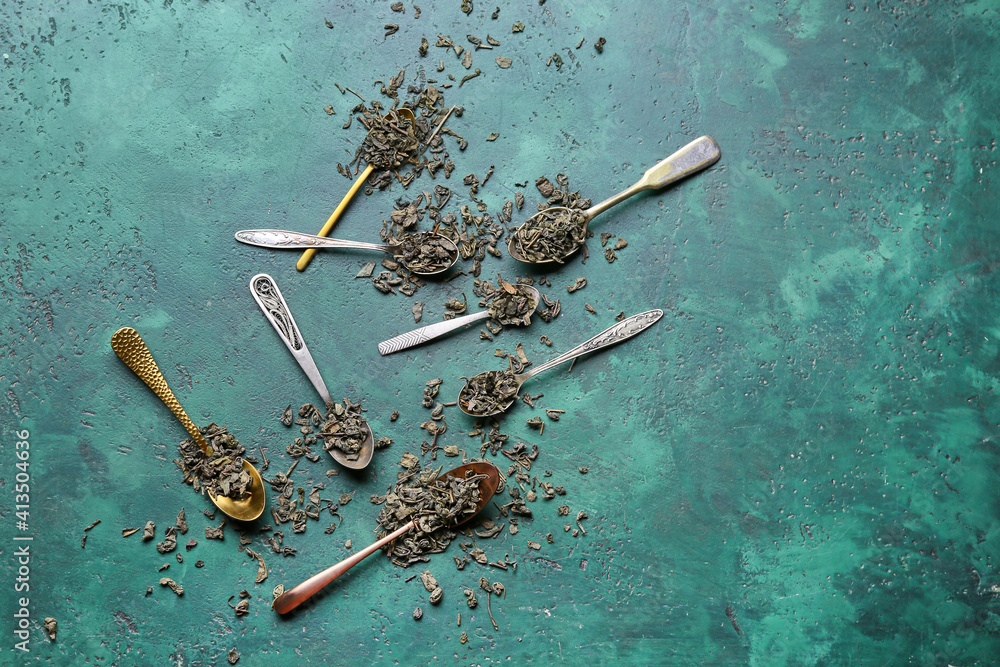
[273,519,416,614]
[110,327,212,455]
[378,310,492,356]
[237,229,393,253]
[521,309,664,381]
[585,136,721,219]
[298,163,375,271]
[249,274,334,407]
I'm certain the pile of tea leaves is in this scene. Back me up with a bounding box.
[397,230,458,274]
[476,274,538,327]
[174,424,256,500]
[510,174,593,263]
[372,455,495,567]
[337,71,463,192]
[459,370,520,416]
[319,398,370,462]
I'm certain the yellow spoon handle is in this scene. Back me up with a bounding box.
[296,163,375,271]
[110,327,212,455]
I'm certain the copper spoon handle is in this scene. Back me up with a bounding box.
[273,520,415,614]
[110,327,213,456]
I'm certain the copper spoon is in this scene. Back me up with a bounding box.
[110,327,267,521]
[508,136,721,264]
[273,460,502,614]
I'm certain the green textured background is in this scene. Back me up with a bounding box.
[3,0,1000,664]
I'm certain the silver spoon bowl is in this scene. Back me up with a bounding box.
[508,136,721,264]
[459,309,664,417]
[238,229,459,276]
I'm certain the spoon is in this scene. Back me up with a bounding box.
[296,107,418,271]
[237,229,459,277]
[273,460,502,614]
[508,136,721,264]
[110,327,267,521]
[459,309,664,417]
[378,285,542,356]
[248,273,374,470]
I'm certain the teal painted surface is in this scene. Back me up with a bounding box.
[3,0,1000,664]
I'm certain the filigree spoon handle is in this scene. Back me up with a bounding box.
[249,274,333,407]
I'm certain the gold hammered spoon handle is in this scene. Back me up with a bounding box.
[110,327,213,456]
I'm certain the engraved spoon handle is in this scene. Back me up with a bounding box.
[237,229,393,254]
[110,327,212,455]
[378,310,492,356]
[585,136,721,219]
[273,519,415,614]
[249,274,334,407]
[520,310,664,382]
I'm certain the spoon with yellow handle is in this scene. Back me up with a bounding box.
[110,327,266,521]
[297,107,445,272]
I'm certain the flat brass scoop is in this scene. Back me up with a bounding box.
[248,274,373,470]
[378,285,541,355]
[110,327,266,521]
[237,229,459,277]
[508,136,721,264]
[273,460,501,614]
[296,107,419,272]
[459,309,664,417]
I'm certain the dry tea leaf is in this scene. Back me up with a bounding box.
[594,36,606,53]
[496,56,512,69]
[512,22,524,33]
[324,105,335,115]
[176,508,188,535]
[430,587,444,604]
[384,24,399,37]
[228,647,240,665]
[44,617,57,640]
[567,277,587,293]
[390,1,404,11]
[527,541,541,550]
[413,607,423,620]
[160,578,184,596]
[420,571,439,592]
[486,132,500,141]
[122,527,140,538]
[142,521,156,541]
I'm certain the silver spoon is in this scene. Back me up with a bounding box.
[508,136,721,264]
[249,273,373,470]
[237,229,459,276]
[378,285,542,356]
[458,309,664,417]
